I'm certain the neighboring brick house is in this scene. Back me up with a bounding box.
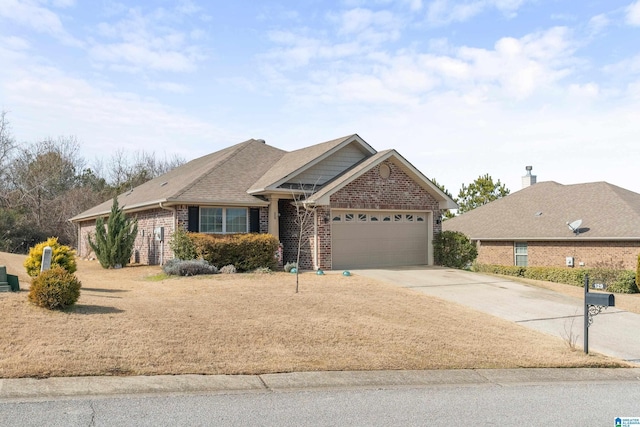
[443,180,640,270]
[70,134,457,270]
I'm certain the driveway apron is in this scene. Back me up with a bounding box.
[352,267,640,364]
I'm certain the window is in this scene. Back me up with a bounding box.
[200,207,247,234]
[332,215,342,222]
[370,215,379,222]
[200,207,222,233]
[405,214,414,222]
[416,215,425,222]
[345,213,354,222]
[394,214,403,222]
[358,213,367,222]
[515,242,528,266]
[226,208,247,233]
[382,215,391,222]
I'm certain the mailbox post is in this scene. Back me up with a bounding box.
[583,274,615,354]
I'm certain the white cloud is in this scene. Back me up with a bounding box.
[0,36,31,51]
[568,82,599,98]
[0,0,82,46]
[626,0,640,25]
[2,66,226,159]
[588,14,610,35]
[426,0,526,25]
[88,7,205,73]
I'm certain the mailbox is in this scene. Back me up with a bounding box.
[585,292,615,307]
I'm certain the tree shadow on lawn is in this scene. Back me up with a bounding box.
[82,287,130,293]
[71,304,125,315]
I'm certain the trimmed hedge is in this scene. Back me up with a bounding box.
[473,263,639,293]
[189,233,279,272]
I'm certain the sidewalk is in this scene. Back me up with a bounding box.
[2,368,640,400]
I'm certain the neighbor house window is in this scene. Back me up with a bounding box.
[200,207,247,233]
[515,242,528,266]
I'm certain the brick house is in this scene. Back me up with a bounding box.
[70,134,457,269]
[443,180,640,270]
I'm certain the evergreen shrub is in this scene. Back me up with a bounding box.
[88,197,138,269]
[433,231,477,269]
[28,266,81,310]
[24,237,77,277]
[169,228,197,260]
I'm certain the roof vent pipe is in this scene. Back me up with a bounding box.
[522,166,537,189]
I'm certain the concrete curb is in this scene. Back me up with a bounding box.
[2,368,640,400]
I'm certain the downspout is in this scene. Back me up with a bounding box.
[158,202,175,266]
[303,201,319,271]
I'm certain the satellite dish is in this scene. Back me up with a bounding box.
[567,219,582,234]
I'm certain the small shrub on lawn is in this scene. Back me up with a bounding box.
[24,237,77,277]
[163,259,218,276]
[220,264,236,274]
[284,261,298,273]
[252,267,272,274]
[28,266,81,310]
[169,228,198,261]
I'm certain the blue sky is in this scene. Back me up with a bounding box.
[1,0,640,195]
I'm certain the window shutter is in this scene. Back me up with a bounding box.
[249,208,260,233]
[187,206,199,232]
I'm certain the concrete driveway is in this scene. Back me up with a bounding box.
[352,266,640,364]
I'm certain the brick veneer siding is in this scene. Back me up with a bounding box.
[322,160,443,270]
[476,240,640,270]
[278,199,315,269]
[76,207,176,266]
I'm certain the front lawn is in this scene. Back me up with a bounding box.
[0,252,626,378]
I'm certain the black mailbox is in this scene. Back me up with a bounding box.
[585,292,615,307]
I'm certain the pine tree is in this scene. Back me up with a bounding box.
[88,197,138,268]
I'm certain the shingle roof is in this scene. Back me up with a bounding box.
[443,181,640,240]
[71,139,286,220]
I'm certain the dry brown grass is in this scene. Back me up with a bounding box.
[0,252,628,379]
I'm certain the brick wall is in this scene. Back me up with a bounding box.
[278,199,315,269]
[323,160,443,270]
[76,207,176,266]
[477,240,640,270]
[132,208,176,265]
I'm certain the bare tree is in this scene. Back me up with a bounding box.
[6,136,85,245]
[106,149,185,193]
[0,111,17,205]
[290,185,320,293]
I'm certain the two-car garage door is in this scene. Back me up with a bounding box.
[331,210,429,269]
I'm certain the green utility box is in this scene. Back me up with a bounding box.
[0,265,20,292]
